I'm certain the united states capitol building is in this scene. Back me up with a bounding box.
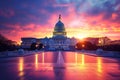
[21,15,78,50]
[21,15,111,50]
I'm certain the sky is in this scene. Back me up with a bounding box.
[0,0,120,43]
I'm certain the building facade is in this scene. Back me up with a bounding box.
[21,15,77,50]
[21,15,111,50]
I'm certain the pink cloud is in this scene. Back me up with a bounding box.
[1,11,120,43]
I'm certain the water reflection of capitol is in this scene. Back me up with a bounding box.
[21,15,77,50]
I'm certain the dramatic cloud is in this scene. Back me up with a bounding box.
[0,0,120,42]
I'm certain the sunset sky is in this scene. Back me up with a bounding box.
[0,0,120,43]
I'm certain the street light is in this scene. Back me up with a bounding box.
[82,44,85,48]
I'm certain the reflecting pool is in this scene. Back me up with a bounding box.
[0,51,120,80]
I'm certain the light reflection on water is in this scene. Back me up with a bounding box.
[35,54,38,70]
[75,52,77,64]
[18,57,25,80]
[15,51,120,80]
[81,54,85,65]
[19,57,24,72]
[79,53,86,70]
[97,57,102,73]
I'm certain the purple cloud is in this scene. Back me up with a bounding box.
[0,0,120,41]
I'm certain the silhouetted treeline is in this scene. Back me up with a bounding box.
[98,44,120,51]
[76,41,97,50]
[30,42,44,50]
[0,34,18,52]
[76,41,120,51]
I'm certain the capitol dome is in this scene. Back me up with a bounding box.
[53,15,66,37]
[54,20,65,32]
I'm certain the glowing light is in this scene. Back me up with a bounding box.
[78,36,85,40]
[20,40,22,43]
[19,71,24,77]
[35,44,39,48]
[19,57,24,72]
[80,54,85,70]
[97,57,102,73]
[99,40,101,44]
[76,34,87,40]
[42,52,44,64]
[82,44,85,48]
[75,52,78,64]
[18,41,22,45]
[35,54,38,70]
[81,54,85,65]
[18,57,25,79]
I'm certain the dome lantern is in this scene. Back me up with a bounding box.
[59,14,61,21]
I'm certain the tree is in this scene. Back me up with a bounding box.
[0,34,18,51]
[30,43,37,50]
[76,41,97,50]
[38,43,44,50]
